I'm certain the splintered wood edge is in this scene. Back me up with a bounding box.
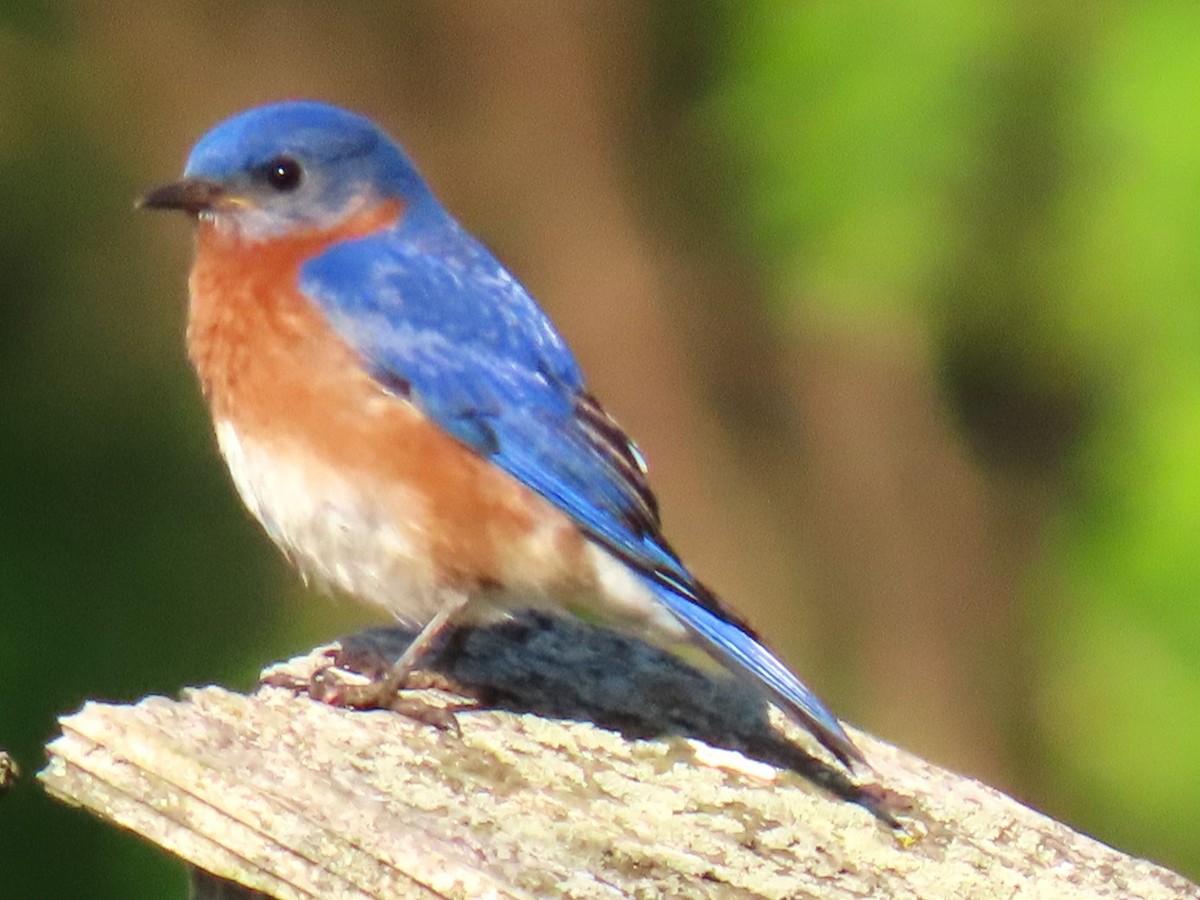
[0,750,16,792]
[39,645,1200,900]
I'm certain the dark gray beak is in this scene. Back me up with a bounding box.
[137,177,226,214]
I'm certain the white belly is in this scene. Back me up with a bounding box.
[213,418,688,646]
[215,418,446,626]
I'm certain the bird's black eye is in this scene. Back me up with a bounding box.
[264,156,303,192]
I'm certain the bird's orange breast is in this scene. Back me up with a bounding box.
[185,203,586,598]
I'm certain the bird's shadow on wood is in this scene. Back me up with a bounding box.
[327,611,900,828]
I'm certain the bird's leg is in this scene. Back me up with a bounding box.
[274,594,474,729]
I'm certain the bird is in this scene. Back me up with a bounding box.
[140,100,864,770]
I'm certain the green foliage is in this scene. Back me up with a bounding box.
[708,0,1200,879]
[0,0,62,40]
[713,2,1002,324]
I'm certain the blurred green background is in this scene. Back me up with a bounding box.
[2,2,1198,894]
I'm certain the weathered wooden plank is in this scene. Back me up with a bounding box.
[40,615,1200,899]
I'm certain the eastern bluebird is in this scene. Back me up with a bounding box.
[140,100,864,770]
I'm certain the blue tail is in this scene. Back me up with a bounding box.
[645,577,863,768]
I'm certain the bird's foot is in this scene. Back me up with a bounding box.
[307,665,464,732]
[261,642,476,733]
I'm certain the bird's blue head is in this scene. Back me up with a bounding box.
[140,101,433,240]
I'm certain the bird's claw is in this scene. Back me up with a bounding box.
[262,657,470,734]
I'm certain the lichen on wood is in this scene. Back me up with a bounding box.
[40,613,1200,899]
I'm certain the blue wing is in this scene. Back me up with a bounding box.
[300,213,861,767]
[301,214,675,581]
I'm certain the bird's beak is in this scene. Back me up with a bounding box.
[137,177,231,214]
